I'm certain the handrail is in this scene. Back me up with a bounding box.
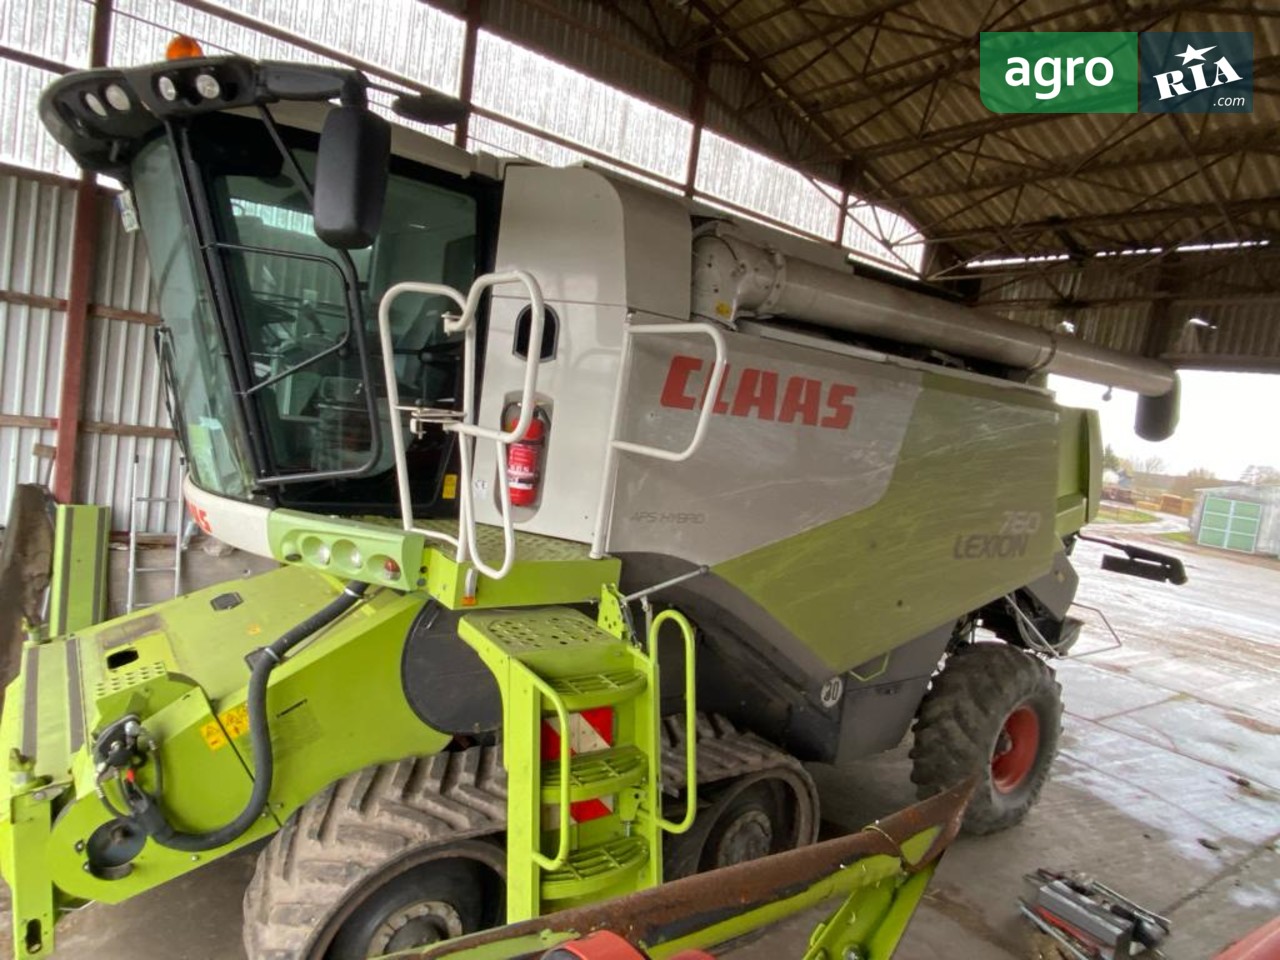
[528,672,573,870]
[375,272,547,581]
[590,320,728,558]
[651,608,698,835]
[610,322,726,462]
[376,281,468,552]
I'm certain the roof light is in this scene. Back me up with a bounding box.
[83,92,108,117]
[104,84,131,111]
[165,35,204,60]
[194,73,221,100]
[157,75,179,102]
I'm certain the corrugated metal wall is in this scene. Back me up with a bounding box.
[0,171,71,518]
[0,167,182,534]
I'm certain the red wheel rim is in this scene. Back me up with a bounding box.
[991,705,1040,793]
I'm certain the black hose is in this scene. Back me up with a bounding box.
[127,581,369,852]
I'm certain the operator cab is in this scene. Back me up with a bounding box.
[41,55,494,518]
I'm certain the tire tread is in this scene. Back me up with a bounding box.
[242,746,506,960]
[909,643,1062,834]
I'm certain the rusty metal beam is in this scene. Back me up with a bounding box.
[0,44,72,75]
[0,288,161,325]
[930,195,1280,246]
[671,0,907,58]
[902,120,1276,201]
[852,52,1280,160]
[683,0,851,162]
[800,0,1205,114]
[987,292,1280,310]
[0,413,176,440]
[52,0,111,504]
[453,0,483,148]
[684,32,713,196]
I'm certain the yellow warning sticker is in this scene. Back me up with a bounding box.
[220,704,250,738]
[442,474,458,499]
[201,704,251,752]
[200,722,227,751]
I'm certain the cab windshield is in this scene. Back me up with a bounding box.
[131,112,485,512]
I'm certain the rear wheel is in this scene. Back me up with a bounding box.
[698,777,798,871]
[243,749,506,960]
[660,715,819,879]
[909,643,1062,835]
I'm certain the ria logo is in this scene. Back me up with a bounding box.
[1140,32,1253,113]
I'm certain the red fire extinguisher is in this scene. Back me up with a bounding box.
[502,402,550,508]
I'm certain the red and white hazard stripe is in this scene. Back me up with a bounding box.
[541,707,614,823]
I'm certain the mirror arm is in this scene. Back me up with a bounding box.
[338,77,369,109]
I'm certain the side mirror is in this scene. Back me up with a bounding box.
[313,105,390,249]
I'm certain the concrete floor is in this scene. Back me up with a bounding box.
[6,518,1280,959]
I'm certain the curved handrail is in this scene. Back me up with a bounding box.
[609,322,726,463]
[529,673,573,870]
[376,281,467,549]
[374,272,547,581]
[652,608,698,835]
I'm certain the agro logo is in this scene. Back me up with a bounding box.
[1140,32,1252,113]
[979,32,1138,113]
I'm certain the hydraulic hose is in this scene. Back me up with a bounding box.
[125,581,369,852]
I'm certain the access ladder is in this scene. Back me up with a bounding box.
[458,592,697,919]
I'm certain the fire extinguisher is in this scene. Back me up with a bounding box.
[502,402,550,508]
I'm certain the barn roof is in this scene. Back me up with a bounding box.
[463,0,1280,369]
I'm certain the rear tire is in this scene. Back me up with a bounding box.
[243,749,506,960]
[909,643,1062,835]
[660,715,819,879]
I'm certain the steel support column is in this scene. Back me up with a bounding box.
[454,0,483,149]
[52,0,111,503]
[683,35,712,196]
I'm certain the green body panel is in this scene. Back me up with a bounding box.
[268,510,621,609]
[48,505,110,637]
[714,374,1065,672]
[2,797,55,959]
[423,532,621,610]
[0,565,452,955]
[268,509,427,591]
[1055,408,1101,535]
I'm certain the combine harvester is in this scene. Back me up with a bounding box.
[0,44,1183,959]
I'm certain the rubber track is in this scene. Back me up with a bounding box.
[908,642,1062,834]
[659,713,811,794]
[242,746,507,960]
[245,718,806,958]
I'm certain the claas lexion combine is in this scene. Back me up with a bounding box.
[0,49,1187,960]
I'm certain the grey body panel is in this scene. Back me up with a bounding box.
[607,329,922,565]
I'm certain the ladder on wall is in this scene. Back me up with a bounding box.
[458,593,697,920]
[125,455,188,612]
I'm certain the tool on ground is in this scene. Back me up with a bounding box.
[1020,868,1171,960]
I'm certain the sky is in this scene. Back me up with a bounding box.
[1049,371,1280,482]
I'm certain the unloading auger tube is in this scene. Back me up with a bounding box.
[691,228,1180,441]
[93,582,369,853]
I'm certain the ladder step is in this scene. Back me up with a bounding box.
[541,836,649,901]
[461,607,621,656]
[548,670,647,712]
[541,745,647,803]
